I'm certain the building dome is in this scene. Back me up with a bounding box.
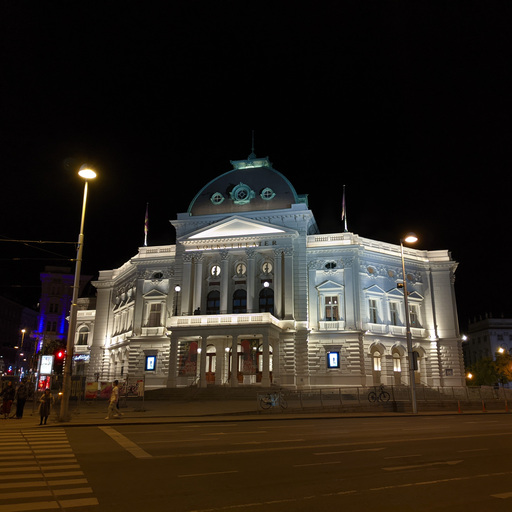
[187,154,308,216]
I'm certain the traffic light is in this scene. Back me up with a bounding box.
[54,348,66,374]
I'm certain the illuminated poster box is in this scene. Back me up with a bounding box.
[40,355,54,375]
[145,355,156,371]
[327,352,340,369]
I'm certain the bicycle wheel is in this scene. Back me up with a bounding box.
[279,396,288,409]
[368,392,377,403]
[260,397,272,410]
[380,392,391,402]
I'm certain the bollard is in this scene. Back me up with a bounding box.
[482,400,487,412]
[457,400,462,414]
[506,399,509,413]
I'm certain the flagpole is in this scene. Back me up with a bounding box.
[144,203,148,247]
[342,185,348,232]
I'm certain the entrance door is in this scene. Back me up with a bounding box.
[206,345,216,383]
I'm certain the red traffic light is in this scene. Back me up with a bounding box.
[56,350,65,359]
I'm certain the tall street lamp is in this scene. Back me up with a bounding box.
[400,233,418,414]
[59,164,96,422]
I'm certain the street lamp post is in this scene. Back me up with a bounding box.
[59,164,96,422]
[400,233,418,414]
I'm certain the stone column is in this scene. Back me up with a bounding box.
[198,335,208,388]
[220,251,229,314]
[193,254,203,314]
[274,249,283,319]
[230,336,239,387]
[166,333,179,388]
[283,247,294,320]
[181,254,193,316]
[261,334,271,387]
[246,249,256,313]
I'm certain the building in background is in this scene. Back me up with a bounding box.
[463,315,512,367]
[33,267,92,372]
[75,153,463,390]
[0,296,37,377]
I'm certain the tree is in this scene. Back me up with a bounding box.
[494,352,512,386]
[467,358,499,386]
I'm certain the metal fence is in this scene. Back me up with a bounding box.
[262,385,512,412]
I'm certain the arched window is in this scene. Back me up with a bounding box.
[259,287,274,314]
[207,290,220,315]
[233,289,247,314]
[77,326,89,346]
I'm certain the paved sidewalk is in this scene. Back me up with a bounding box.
[1,397,508,432]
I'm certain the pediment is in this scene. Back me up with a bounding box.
[316,280,344,291]
[143,289,167,299]
[181,216,296,242]
[364,284,386,295]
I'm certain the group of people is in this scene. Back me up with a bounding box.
[0,380,54,425]
[0,380,28,419]
[1,379,122,424]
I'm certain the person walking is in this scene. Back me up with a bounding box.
[15,379,28,419]
[105,380,123,419]
[1,381,15,419]
[39,388,54,425]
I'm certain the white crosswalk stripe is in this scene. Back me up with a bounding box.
[0,429,98,510]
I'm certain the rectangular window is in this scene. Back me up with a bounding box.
[373,354,382,371]
[325,296,339,321]
[369,299,378,324]
[390,302,399,325]
[148,303,162,327]
[409,305,420,327]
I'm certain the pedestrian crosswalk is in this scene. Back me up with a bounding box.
[0,429,98,511]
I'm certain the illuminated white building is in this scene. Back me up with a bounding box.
[82,153,464,389]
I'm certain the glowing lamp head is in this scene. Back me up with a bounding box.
[78,164,97,180]
[403,233,418,244]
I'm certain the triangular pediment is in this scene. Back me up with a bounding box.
[143,289,167,299]
[316,280,344,291]
[387,288,404,298]
[364,284,386,295]
[182,216,295,242]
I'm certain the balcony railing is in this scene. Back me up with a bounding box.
[169,312,281,329]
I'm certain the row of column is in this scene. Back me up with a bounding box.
[166,333,273,388]
[178,248,294,318]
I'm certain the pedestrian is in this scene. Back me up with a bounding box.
[105,380,123,419]
[15,379,28,419]
[39,388,54,425]
[1,381,15,419]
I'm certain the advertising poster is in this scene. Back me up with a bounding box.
[85,382,99,399]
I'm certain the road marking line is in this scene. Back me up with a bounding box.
[99,427,152,459]
[315,447,385,456]
[383,460,463,471]
[370,470,512,491]
[492,492,512,499]
[0,500,60,511]
[178,471,239,478]
[294,461,341,468]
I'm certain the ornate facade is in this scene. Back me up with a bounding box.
[79,153,464,389]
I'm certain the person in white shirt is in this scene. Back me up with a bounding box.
[105,380,123,419]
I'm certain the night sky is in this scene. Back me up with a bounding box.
[1,2,511,331]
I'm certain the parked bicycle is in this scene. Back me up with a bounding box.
[368,384,390,403]
[259,391,288,410]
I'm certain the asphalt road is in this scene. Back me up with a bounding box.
[3,415,512,511]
